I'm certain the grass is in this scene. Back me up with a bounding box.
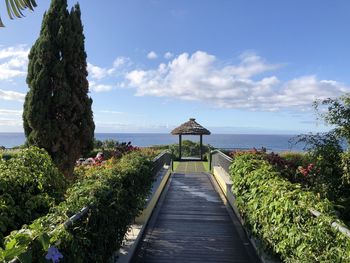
[172,161,180,171]
[172,161,209,173]
[202,161,209,172]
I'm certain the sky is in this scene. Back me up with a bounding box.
[1,0,350,134]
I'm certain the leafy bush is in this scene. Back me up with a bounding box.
[292,132,346,201]
[149,144,170,151]
[314,95,350,144]
[0,150,19,161]
[0,147,66,246]
[280,152,308,167]
[230,153,350,262]
[86,141,140,160]
[0,151,154,262]
[341,151,350,185]
[229,149,301,183]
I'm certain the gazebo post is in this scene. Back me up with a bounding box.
[171,118,210,161]
[200,134,203,160]
[179,134,182,160]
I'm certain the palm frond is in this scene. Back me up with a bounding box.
[1,0,37,27]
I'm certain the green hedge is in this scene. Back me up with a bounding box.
[230,153,350,262]
[0,147,66,247]
[0,151,154,263]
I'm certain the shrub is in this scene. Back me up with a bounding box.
[0,151,154,262]
[0,149,20,160]
[341,151,350,185]
[280,152,309,167]
[0,147,66,246]
[230,153,350,262]
[292,132,345,201]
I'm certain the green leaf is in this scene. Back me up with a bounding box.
[5,238,17,250]
[3,246,27,262]
[38,233,50,251]
[17,250,32,263]
[9,0,24,18]
[5,0,13,20]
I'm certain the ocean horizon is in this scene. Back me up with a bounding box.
[0,132,304,152]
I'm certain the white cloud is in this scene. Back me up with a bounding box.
[88,56,131,82]
[147,51,158,60]
[95,121,170,133]
[0,108,23,132]
[125,51,349,111]
[87,63,110,80]
[0,109,22,115]
[0,89,25,102]
[0,119,22,126]
[0,45,28,60]
[164,52,174,59]
[0,45,29,80]
[89,83,114,92]
[225,51,282,78]
[113,57,129,68]
[126,71,146,86]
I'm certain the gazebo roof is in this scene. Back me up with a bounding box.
[171,118,211,135]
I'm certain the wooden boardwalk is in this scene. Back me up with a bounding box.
[132,162,260,263]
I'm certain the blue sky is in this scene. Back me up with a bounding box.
[1,0,350,134]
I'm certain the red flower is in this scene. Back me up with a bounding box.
[307,163,314,170]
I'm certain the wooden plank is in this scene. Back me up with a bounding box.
[132,167,260,263]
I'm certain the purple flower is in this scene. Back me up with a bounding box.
[45,246,63,263]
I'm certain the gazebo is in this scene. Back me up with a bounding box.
[171,118,211,160]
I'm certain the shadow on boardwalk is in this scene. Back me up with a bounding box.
[132,162,260,263]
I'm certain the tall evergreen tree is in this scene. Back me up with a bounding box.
[23,0,94,176]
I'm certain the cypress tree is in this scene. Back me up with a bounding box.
[23,0,94,176]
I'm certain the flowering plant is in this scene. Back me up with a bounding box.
[45,246,63,263]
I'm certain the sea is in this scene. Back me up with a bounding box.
[0,133,305,152]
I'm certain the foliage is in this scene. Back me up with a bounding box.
[149,144,170,151]
[23,0,94,176]
[88,140,141,160]
[93,138,103,149]
[0,151,154,262]
[93,139,118,150]
[280,152,309,167]
[229,149,302,183]
[263,151,299,182]
[113,141,138,158]
[229,147,265,158]
[138,147,162,159]
[0,0,37,27]
[0,147,66,247]
[0,149,19,160]
[169,140,209,160]
[341,151,350,185]
[292,132,346,200]
[314,95,350,144]
[230,153,350,262]
[103,139,118,149]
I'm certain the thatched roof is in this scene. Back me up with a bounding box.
[171,118,211,135]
